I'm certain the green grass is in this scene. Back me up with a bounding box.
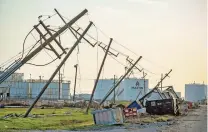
[140,115,173,123]
[0,107,94,131]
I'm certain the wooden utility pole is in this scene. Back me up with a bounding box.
[161,74,163,91]
[86,38,113,114]
[100,56,142,105]
[113,75,116,103]
[143,71,147,94]
[24,21,93,118]
[73,64,78,101]
[58,70,61,99]
[139,69,172,106]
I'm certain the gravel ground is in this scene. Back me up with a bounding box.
[157,105,207,132]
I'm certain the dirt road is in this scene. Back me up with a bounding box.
[158,105,207,132]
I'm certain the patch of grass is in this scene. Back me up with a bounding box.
[115,101,131,106]
[140,115,173,123]
[0,107,94,131]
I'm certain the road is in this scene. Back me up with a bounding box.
[157,105,207,132]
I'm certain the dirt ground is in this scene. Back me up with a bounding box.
[157,105,207,132]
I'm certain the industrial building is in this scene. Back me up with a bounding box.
[185,83,207,102]
[0,72,70,100]
[94,78,149,101]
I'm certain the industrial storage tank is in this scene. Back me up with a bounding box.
[185,83,207,102]
[94,78,149,101]
[94,79,120,100]
[122,78,149,101]
[0,72,71,100]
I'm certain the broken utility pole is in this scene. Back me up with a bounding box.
[24,21,93,117]
[73,64,78,101]
[86,38,113,114]
[139,69,172,106]
[99,56,142,106]
[0,9,88,84]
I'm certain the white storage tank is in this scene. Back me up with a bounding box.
[185,83,207,102]
[94,79,120,100]
[122,78,149,101]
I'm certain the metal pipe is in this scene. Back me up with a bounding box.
[86,38,113,113]
[99,56,142,105]
[24,22,93,117]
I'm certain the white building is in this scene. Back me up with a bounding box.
[185,83,207,102]
[94,78,149,101]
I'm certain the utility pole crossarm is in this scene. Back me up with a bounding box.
[54,9,96,47]
[39,20,66,54]
[34,25,61,58]
[126,58,142,72]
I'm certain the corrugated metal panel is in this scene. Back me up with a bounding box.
[91,108,124,125]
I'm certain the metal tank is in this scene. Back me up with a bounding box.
[122,78,149,101]
[94,79,116,100]
[185,83,207,102]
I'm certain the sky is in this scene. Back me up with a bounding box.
[0,0,207,97]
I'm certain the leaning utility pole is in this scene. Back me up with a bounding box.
[139,69,172,106]
[0,9,88,84]
[161,74,163,91]
[73,64,78,101]
[24,21,93,117]
[142,71,147,94]
[86,38,113,114]
[113,75,116,103]
[99,56,142,106]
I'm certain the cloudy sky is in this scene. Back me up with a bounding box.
[0,0,207,97]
